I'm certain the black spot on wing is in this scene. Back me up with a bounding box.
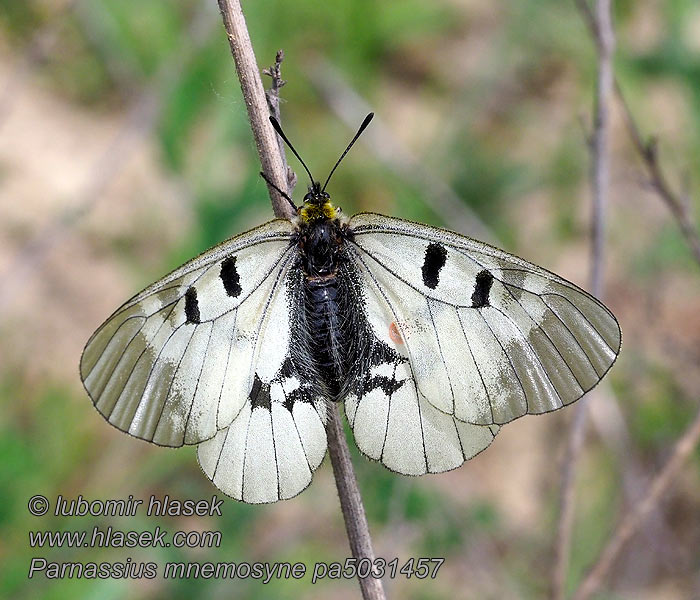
[184,287,200,323]
[220,256,242,297]
[422,242,447,289]
[355,338,407,397]
[362,374,404,396]
[249,374,270,411]
[471,270,493,308]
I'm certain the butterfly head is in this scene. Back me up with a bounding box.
[267,113,374,225]
[299,181,340,224]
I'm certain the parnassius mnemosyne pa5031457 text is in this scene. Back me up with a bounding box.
[81,114,621,503]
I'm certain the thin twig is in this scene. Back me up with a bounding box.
[263,50,297,196]
[563,2,700,599]
[552,2,615,599]
[216,3,384,598]
[588,0,615,299]
[216,0,292,219]
[586,385,677,575]
[572,407,700,600]
[552,402,589,600]
[327,404,386,600]
[615,85,700,266]
[576,0,700,267]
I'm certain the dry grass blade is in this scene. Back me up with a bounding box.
[572,408,700,600]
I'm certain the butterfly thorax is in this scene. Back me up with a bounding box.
[295,184,349,278]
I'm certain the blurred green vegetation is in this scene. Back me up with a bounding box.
[1,0,700,598]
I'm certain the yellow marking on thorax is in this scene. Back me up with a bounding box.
[299,200,339,223]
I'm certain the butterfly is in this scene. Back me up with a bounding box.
[81,113,621,503]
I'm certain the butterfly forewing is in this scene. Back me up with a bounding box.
[80,219,296,446]
[348,213,621,426]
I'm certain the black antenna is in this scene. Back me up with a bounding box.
[269,116,315,185]
[259,171,296,213]
[322,112,374,192]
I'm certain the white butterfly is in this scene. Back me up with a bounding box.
[81,114,620,503]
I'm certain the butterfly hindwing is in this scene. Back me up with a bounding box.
[197,361,328,503]
[80,219,296,446]
[197,270,328,503]
[348,213,621,426]
[81,199,622,502]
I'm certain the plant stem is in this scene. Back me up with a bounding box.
[216,0,293,219]
[552,2,615,599]
[215,3,384,598]
[327,403,386,600]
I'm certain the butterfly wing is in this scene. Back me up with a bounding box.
[347,212,621,427]
[80,218,297,447]
[196,354,328,503]
[344,254,499,475]
[194,247,328,504]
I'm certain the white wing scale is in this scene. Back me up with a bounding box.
[197,383,327,503]
[197,268,328,503]
[81,218,328,503]
[82,209,621,502]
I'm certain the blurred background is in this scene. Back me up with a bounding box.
[1,1,699,598]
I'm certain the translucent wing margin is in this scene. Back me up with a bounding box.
[348,213,621,426]
[80,218,296,446]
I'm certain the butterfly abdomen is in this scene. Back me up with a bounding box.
[304,276,346,395]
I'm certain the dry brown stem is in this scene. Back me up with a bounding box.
[216,0,293,219]
[263,50,297,196]
[562,2,700,599]
[552,2,615,599]
[572,408,700,600]
[327,404,386,600]
[216,3,384,598]
[615,86,700,266]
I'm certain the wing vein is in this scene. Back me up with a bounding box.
[487,303,565,408]
[151,324,198,440]
[477,308,528,408]
[182,321,216,442]
[123,318,190,428]
[105,303,178,420]
[502,284,587,394]
[426,298,456,415]
[456,309,495,424]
